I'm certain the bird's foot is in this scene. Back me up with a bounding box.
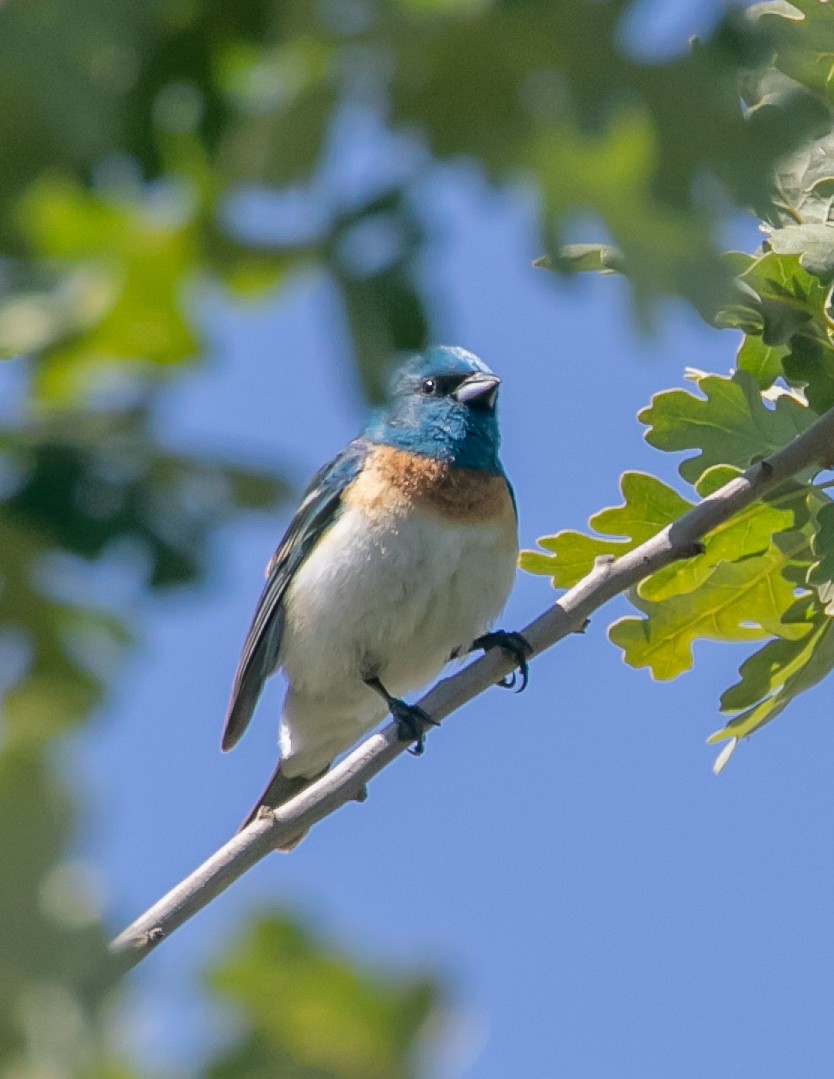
[363,676,439,756]
[473,630,533,692]
[392,699,438,756]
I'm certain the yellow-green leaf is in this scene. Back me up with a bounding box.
[638,465,798,601]
[519,471,692,587]
[609,534,811,680]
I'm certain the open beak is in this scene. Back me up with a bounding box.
[452,372,501,408]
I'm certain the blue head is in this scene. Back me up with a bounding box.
[363,346,505,474]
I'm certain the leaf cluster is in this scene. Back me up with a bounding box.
[525,1,834,768]
[0,2,449,1070]
[0,400,293,1073]
[2,0,830,399]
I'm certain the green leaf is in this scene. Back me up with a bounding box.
[753,0,834,105]
[521,462,805,606]
[609,532,810,680]
[735,333,788,389]
[737,251,827,345]
[709,608,834,752]
[767,222,834,278]
[519,472,692,588]
[718,594,816,712]
[807,498,834,612]
[639,369,815,484]
[782,334,834,412]
[774,127,834,226]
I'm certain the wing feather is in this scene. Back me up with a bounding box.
[221,439,369,750]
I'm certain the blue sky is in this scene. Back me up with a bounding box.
[71,156,834,1079]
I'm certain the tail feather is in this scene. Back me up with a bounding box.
[239,764,327,850]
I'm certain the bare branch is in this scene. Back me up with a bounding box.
[109,404,834,969]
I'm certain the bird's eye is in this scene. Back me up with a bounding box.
[421,378,438,395]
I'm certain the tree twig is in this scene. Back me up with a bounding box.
[109,404,834,969]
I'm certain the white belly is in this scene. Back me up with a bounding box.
[277,505,517,775]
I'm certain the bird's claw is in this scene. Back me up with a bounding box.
[363,674,439,755]
[474,630,533,692]
[390,700,438,755]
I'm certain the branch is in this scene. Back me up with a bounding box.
[109,404,834,969]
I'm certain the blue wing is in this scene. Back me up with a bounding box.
[221,438,370,750]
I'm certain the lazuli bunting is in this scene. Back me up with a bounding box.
[223,346,527,845]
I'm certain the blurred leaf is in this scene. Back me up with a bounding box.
[0,263,119,360]
[0,0,272,240]
[0,746,117,1071]
[1,407,288,589]
[327,190,429,402]
[218,39,336,187]
[337,269,428,403]
[412,1,831,312]
[205,915,438,1079]
[538,243,626,276]
[16,178,200,402]
[0,517,130,739]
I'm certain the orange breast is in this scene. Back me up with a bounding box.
[344,444,515,525]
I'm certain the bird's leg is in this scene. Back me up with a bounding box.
[363,675,439,756]
[472,630,533,692]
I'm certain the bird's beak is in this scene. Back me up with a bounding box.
[452,372,501,408]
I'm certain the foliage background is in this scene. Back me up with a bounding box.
[2,0,834,1076]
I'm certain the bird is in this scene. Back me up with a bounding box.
[222,345,529,848]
